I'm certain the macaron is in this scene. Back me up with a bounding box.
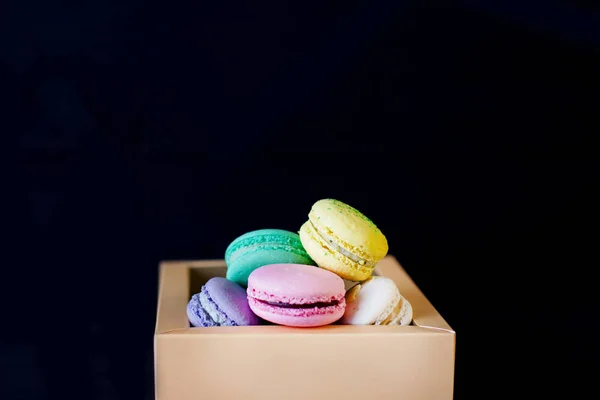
[341,276,413,326]
[225,229,315,287]
[299,199,388,281]
[187,277,260,327]
[247,263,346,327]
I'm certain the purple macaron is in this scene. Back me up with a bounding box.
[187,277,260,327]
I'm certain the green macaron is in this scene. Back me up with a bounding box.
[225,229,316,287]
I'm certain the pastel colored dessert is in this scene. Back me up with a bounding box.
[341,276,413,326]
[299,198,388,281]
[225,229,315,287]
[246,263,346,327]
[187,277,260,327]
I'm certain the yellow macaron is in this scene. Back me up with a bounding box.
[299,199,388,281]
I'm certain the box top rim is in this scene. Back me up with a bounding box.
[154,255,454,335]
[157,325,453,336]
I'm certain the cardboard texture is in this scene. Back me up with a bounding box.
[154,256,455,400]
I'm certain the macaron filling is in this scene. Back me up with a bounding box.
[247,288,346,315]
[256,299,341,309]
[308,218,375,268]
[248,296,346,317]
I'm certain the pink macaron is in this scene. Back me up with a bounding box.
[247,263,346,327]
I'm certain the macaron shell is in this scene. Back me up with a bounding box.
[248,297,345,327]
[389,296,413,326]
[247,263,345,304]
[225,229,315,287]
[225,229,311,261]
[375,292,406,325]
[309,199,388,262]
[299,220,373,281]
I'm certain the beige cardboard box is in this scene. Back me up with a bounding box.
[154,255,455,400]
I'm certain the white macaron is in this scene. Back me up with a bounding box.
[341,276,413,326]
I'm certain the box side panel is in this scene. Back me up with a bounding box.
[376,256,453,332]
[155,263,192,334]
[156,333,455,400]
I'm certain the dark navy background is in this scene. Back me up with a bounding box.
[3,1,597,399]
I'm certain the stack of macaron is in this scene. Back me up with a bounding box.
[187,198,413,328]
